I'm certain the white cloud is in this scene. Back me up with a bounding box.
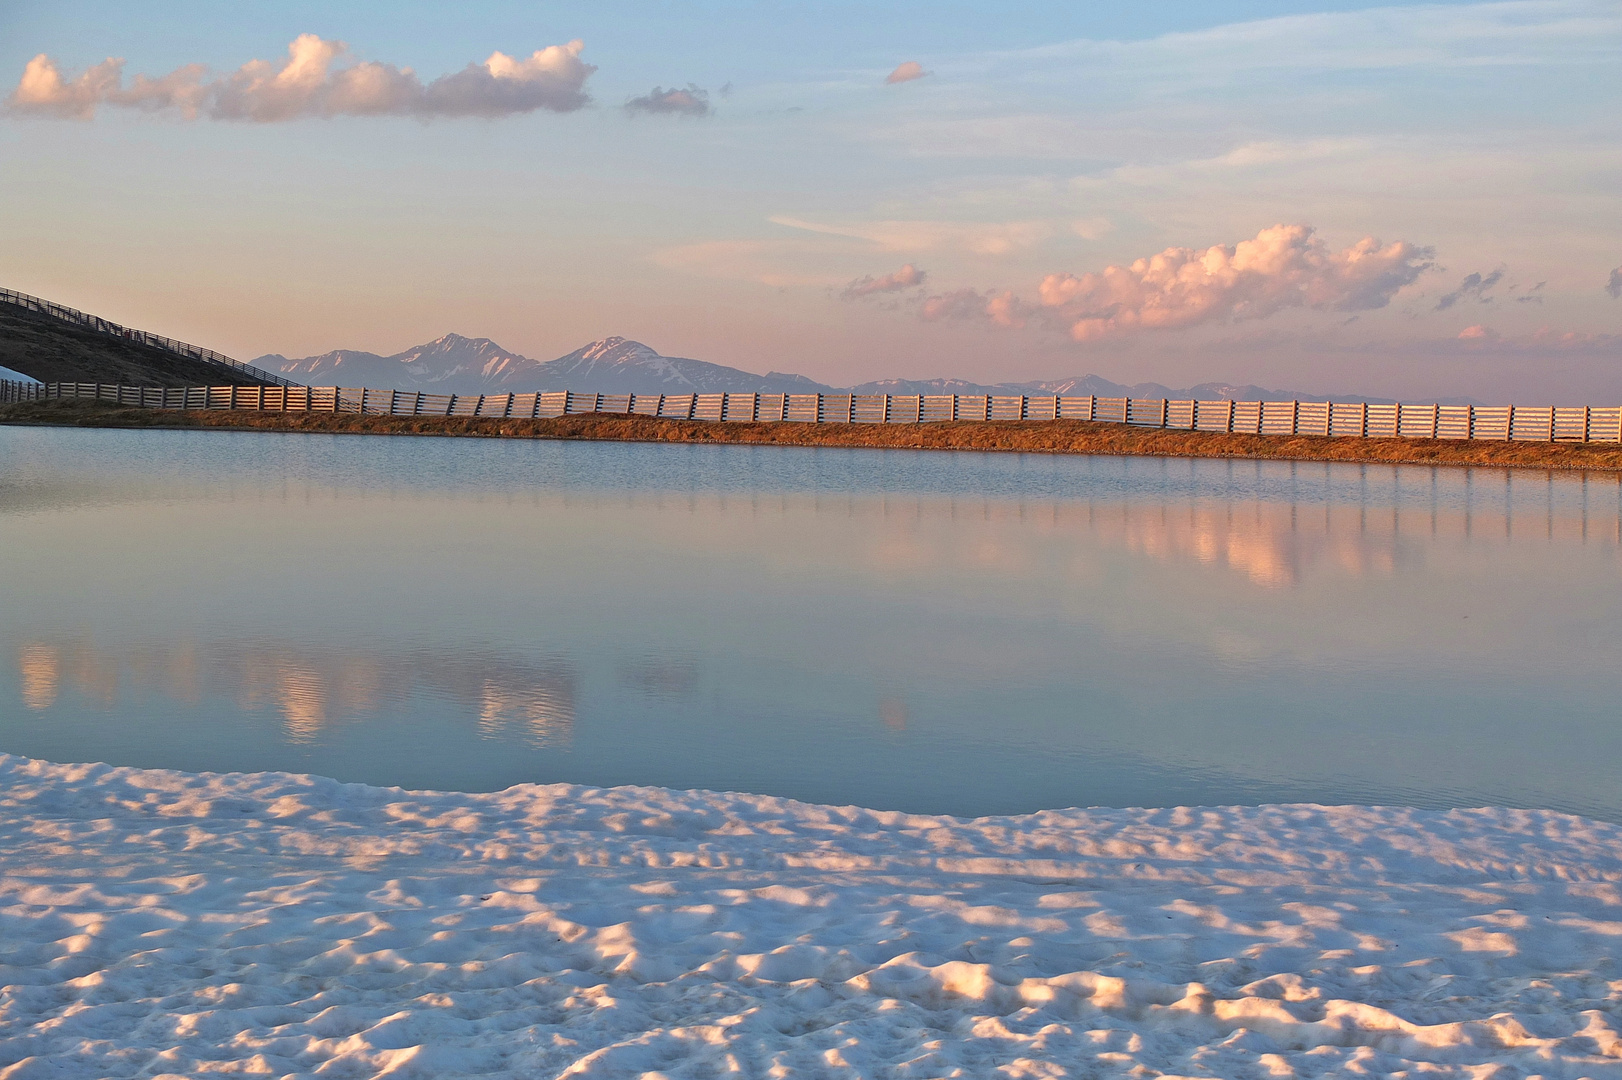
[625,84,711,117]
[920,288,1025,327]
[771,215,1054,255]
[919,224,1432,341]
[9,54,125,119]
[1036,224,1431,340]
[1020,0,1622,78]
[885,61,928,85]
[6,35,595,121]
[649,240,831,288]
[842,264,927,299]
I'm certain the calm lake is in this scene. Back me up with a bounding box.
[3,425,1621,819]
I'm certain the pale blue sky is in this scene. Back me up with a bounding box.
[2,1,1618,400]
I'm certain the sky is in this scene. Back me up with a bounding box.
[2,0,1619,401]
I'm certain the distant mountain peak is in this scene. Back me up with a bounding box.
[255,333,1444,404]
[574,337,662,364]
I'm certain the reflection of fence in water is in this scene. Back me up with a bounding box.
[11,639,574,746]
[584,473,1622,588]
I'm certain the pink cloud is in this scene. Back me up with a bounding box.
[920,288,1025,327]
[6,35,595,121]
[885,61,927,85]
[1036,224,1432,341]
[842,264,927,299]
[625,84,710,117]
[917,225,1431,341]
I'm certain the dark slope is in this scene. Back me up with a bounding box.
[0,304,269,387]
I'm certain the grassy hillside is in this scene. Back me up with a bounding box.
[0,304,269,387]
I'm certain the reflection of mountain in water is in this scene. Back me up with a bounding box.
[14,640,575,748]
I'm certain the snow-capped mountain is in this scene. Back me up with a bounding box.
[537,337,827,395]
[256,335,539,391]
[256,334,1475,404]
[255,336,825,396]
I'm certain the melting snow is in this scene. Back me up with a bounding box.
[1,754,1619,1077]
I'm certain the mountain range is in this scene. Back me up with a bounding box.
[255,335,1477,405]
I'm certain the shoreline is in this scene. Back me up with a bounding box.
[7,397,1622,471]
[2,751,1618,1077]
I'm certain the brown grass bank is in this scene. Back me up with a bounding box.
[7,398,1622,471]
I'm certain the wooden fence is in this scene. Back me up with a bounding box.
[1,379,44,403]
[13,380,1622,444]
[0,288,297,387]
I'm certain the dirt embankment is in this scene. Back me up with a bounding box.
[6,398,1622,471]
[0,305,269,387]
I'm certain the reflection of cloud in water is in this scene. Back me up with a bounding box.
[1100,502,1402,587]
[12,638,575,746]
[276,665,327,743]
[619,659,698,697]
[18,645,59,710]
[478,682,573,748]
[880,698,908,733]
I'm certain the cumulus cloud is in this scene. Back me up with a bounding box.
[625,84,710,117]
[885,61,928,85]
[920,288,1026,327]
[1434,268,1502,311]
[1035,224,1431,341]
[6,35,595,121]
[1457,324,1496,340]
[1609,267,1622,300]
[915,224,1431,341]
[842,264,927,299]
[771,215,1054,255]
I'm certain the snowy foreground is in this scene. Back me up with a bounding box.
[2,757,1621,1079]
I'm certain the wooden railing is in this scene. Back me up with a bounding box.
[0,288,298,387]
[15,381,1622,444]
[1,379,44,403]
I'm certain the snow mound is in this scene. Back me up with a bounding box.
[1,754,1620,1078]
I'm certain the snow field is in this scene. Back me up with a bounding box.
[0,754,1619,1078]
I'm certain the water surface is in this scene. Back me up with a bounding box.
[4,426,1620,819]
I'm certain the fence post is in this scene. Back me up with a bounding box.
[1466,404,1474,440]
[1548,407,1556,443]
[1290,400,1299,435]
[1393,401,1402,438]
[1089,395,1097,422]
[1161,398,1169,428]
[1584,406,1591,442]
